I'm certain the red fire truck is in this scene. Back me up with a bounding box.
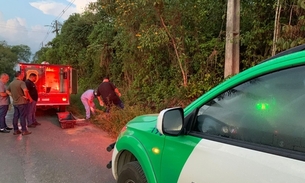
[19,62,77,112]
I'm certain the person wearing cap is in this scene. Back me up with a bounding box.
[80,89,97,120]
[96,76,124,113]
[6,71,32,135]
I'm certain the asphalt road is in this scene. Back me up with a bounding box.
[0,108,116,183]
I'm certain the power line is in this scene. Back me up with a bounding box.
[55,0,75,21]
[39,0,76,48]
[40,24,53,48]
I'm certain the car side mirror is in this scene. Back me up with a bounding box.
[157,107,184,136]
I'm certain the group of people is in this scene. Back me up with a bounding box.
[0,71,40,135]
[81,76,124,120]
[1,73,123,134]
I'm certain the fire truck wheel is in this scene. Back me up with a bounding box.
[59,106,66,112]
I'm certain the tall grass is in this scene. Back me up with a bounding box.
[92,105,154,138]
[66,93,85,118]
[67,93,155,137]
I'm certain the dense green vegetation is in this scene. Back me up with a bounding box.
[0,41,31,79]
[34,0,305,110]
[2,0,305,136]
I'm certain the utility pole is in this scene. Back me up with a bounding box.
[52,20,60,36]
[224,0,240,78]
[45,20,60,36]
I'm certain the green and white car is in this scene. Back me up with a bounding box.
[110,45,305,183]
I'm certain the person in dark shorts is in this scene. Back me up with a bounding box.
[96,76,124,113]
[25,73,41,128]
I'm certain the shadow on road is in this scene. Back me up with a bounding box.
[36,108,61,128]
[36,108,58,116]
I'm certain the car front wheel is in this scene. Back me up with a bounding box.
[118,161,147,183]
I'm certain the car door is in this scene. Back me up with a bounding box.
[161,64,305,183]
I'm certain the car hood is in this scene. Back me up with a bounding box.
[120,114,159,134]
[128,113,159,125]
[117,113,161,142]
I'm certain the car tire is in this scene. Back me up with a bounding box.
[118,161,147,183]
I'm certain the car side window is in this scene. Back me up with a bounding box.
[194,65,305,153]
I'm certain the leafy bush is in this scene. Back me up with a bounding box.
[91,105,154,138]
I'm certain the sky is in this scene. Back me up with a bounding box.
[0,0,96,55]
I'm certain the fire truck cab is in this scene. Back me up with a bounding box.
[19,62,77,112]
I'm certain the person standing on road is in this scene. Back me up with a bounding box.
[0,73,13,133]
[96,76,124,113]
[6,71,32,135]
[81,89,97,120]
[26,73,41,128]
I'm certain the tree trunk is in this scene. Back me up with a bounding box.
[272,0,281,56]
[158,14,188,86]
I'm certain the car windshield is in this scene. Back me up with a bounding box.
[196,65,305,152]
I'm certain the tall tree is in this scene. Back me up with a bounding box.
[10,44,32,63]
[32,47,50,63]
[275,0,305,50]
[34,0,305,109]
[0,43,18,78]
